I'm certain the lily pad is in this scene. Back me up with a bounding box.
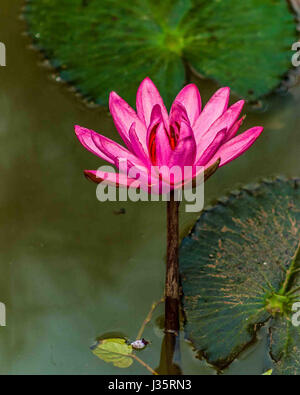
[25,0,187,107]
[92,338,133,368]
[262,369,273,375]
[25,0,296,106]
[270,315,300,375]
[269,254,300,375]
[179,178,300,373]
[184,0,296,101]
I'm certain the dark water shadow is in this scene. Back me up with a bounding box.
[156,332,182,375]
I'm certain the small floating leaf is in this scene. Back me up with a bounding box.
[179,178,300,373]
[262,369,273,375]
[92,338,133,368]
[25,0,296,106]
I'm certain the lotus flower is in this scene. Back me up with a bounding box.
[75,78,263,192]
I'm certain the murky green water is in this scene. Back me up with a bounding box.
[0,0,300,375]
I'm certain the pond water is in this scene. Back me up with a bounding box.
[0,0,300,375]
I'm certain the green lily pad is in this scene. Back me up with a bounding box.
[25,0,187,107]
[25,0,296,106]
[269,255,300,375]
[92,338,133,368]
[262,369,273,375]
[184,0,296,101]
[179,178,300,373]
[270,315,300,375]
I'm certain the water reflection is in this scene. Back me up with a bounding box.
[157,333,182,375]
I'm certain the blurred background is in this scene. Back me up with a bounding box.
[0,0,299,374]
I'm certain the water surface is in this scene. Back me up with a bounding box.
[0,0,299,374]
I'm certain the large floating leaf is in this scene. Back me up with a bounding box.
[179,178,300,374]
[25,0,296,106]
[269,255,300,375]
[184,0,296,101]
[25,0,187,107]
[270,315,300,375]
[92,338,133,368]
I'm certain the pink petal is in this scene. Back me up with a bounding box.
[91,129,146,170]
[136,77,169,128]
[84,170,137,188]
[129,123,151,167]
[196,100,245,160]
[196,128,227,166]
[169,101,189,148]
[75,125,114,164]
[173,159,220,190]
[84,168,162,194]
[193,87,230,138]
[172,84,201,126]
[169,101,189,126]
[109,91,147,150]
[146,104,164,165]
[225,115,246,142]
[125,163,171,194]
[147,104,163,141]
[208,126,264,167]
[180,164,207,189]
[86,165,174,196]
[155,123,172,166]
[169,120,196,167]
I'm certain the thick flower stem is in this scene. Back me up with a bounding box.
[165,191,180,334]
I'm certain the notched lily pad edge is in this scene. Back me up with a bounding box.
[272,0,300,102]
[22,4,104,109]
[183,319,268,372]
[180,175,300,372]
[23,33,300,111]
[181,175,300,240]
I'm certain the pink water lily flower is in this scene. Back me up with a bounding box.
[75,78,263,192]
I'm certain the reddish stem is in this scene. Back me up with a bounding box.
[165,191,180,334]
